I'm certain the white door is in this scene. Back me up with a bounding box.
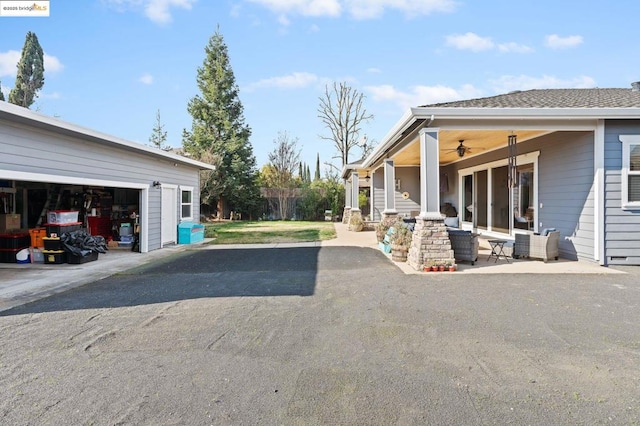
[161,186,177,246]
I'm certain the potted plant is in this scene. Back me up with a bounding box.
[375,221,389,243]
[390,221,413,262]
[423,260,434,272]
[438,263,445,272]
[448,262,457,272]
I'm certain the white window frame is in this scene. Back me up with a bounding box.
[619,135,640,210]
[180,186,194,221]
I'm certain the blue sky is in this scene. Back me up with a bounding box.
[2,0,640,175]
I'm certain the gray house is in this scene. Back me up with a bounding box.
[0,101,214,253]
[344,84,640,267]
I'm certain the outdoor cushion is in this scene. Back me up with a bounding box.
[443,217,459,228]
[540,227,557,236]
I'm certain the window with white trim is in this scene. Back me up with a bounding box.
[620,136,640,208]
[180,187,193,220]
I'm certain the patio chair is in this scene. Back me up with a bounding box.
[513,230,560,262]
[448,230,479,265]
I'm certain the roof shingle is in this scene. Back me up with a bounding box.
[421,88,640,109]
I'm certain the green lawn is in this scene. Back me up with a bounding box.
[204,221,337,244]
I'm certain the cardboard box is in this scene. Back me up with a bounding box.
[0,214,20,231]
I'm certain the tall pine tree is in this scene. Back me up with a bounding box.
[182,27,260,219]
[8,32,44,108]
[0,81,5,101]
[149,109,169,150]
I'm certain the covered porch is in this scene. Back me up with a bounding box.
[343,108,603,270]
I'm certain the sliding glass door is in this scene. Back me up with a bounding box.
[459,153,538,235]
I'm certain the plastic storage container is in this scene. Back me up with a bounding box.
[47,210,79,224]
[0,248,21,263]
[43,250,66,264]
[178,222,205,244]
[29,228,47,248]
[0,233,30,249]
[45,222,82,237]
[67,251,98,264]
[43,237,62,251]
[30,247,44,263]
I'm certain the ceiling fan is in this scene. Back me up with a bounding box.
[446,140,484,158]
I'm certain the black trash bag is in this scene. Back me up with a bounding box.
[61,230,109,257]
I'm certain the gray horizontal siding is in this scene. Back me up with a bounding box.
[394,167,420,216]
[536,132,594,261]
[372,169,385,221]
[603,120,640,265]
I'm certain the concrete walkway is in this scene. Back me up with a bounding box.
[0,223,625,312]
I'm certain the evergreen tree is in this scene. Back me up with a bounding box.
[315,153,321,181]
[149,109,169,150]
[8,32,44,108]
[306,164,311,183]
[0,81,5,101]
[182,27,259,219]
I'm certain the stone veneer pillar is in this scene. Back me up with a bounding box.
[342,207,352,224]
[380,211,399,230]
[348,209,363,231]
[407,216,455,271]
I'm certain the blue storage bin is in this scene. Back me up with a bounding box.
[178,222,205,244]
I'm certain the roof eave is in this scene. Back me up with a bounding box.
[362,106,640,168]
[363,108,424,168]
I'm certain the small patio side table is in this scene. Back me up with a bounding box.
[488,239,510,263]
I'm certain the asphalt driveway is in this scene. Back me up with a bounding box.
[1,246,639,424]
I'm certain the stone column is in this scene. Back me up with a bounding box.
[407,217,455,271]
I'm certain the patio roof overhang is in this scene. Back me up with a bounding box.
[362,106,640,170]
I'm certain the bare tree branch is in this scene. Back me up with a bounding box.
[317,82,373,168]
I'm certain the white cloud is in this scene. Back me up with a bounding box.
[246,0,455,20]
[545,34,584,49]
[446,32,533,54]
[490,74,597,92]
[308,24,320,32]
[365,83,483,109]
[44,54,64,72]
[139,73,154,85]
[247,0,341,17]
[367,67,382,74]
[497,42,533,53]
[246,71,319,91]
[103,0,196,24]
[347,0,455,19]
[0,50,20,77]
[0,50,63,77]
[446,32,494,52]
